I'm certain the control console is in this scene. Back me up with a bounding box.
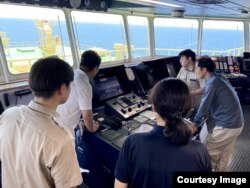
[105,93,151,120]
[93,111,156,149]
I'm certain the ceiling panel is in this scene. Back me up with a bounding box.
[111,0,250,19]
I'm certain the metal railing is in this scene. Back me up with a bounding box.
[4,45,245,74]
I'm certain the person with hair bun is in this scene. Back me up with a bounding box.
[114,78,212,188]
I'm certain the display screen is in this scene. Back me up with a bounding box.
[95,76,124,101]
[131,58,169,95]
[243,59,250,71]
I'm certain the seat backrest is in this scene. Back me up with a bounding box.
[0,100,4,115]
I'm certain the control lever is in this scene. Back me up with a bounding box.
[105,115,123,130]
[95,113,123,130]
[196,116,208,133]
[192,116,209,140]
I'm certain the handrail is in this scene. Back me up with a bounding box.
[3,45,244,74]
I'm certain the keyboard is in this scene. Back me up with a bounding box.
[99,129,122,141]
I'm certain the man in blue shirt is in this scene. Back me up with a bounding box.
[194,57,244,171]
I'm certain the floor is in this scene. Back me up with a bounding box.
[227,105,250,171]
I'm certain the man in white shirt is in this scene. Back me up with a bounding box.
[0,57,83,188]
[57,50,101,136]
[177,49,205,109]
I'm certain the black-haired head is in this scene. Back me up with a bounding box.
[29,56,74,99]
[197,57,216,73]
[149,78,192,145]
[80,50,101,72]
[178,49,196,62]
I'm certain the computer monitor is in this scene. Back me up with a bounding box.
[165,56,181,77]
[142,57,169,83]
[128,57,170,96]
[95,76,124,101]
[129,63,154,96]
[243,52,250,59]
[243,59,250,72]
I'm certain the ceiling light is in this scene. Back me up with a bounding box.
[172,8,185,18]
[137,0,182,8]
[187,0,225,4]
[240,9,248,14]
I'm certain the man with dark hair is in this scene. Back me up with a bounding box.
[0,57,83,187]
[57,50,101,136]
[177,49,205,109]
[194,57,244,171]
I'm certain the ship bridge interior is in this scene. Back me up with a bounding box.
[0,1,250,187]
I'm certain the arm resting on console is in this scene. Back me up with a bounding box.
[81,109,99,132]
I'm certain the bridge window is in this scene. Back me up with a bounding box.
[154,18,198,56]
[127,16,149,59]
[71,11,126,63]
[202,20,244,56]
[0,4,72,76]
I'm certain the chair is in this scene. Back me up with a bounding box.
[0,100,4,115]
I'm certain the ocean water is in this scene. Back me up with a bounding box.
[0,18,244,56]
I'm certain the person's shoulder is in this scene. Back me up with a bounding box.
[74,68,85,79]
[73,76,90,91]
[206,74,217,85]
[188,140,207,150]
[126,131,152,145]
[126,133,140,141]
[3,105,27,116]
[211,74,226,86]
[120,133,144,151]
[124,133,140,145]
[0,106,28,126]
[44,126,74,147]
[178,67,186,73]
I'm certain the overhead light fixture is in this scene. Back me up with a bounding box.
[171,8,185,18]
[137,0,182,8]
[239,9,248,14]
[83,0,110,11]
[187,0,225,4]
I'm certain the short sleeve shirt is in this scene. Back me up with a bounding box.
[115,125,212,188]
[57,68,93,134]
[0,101,83,188]
[177,66,205,108]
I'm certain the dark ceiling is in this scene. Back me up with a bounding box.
[110,0,250,19]
[1,0,250,19]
